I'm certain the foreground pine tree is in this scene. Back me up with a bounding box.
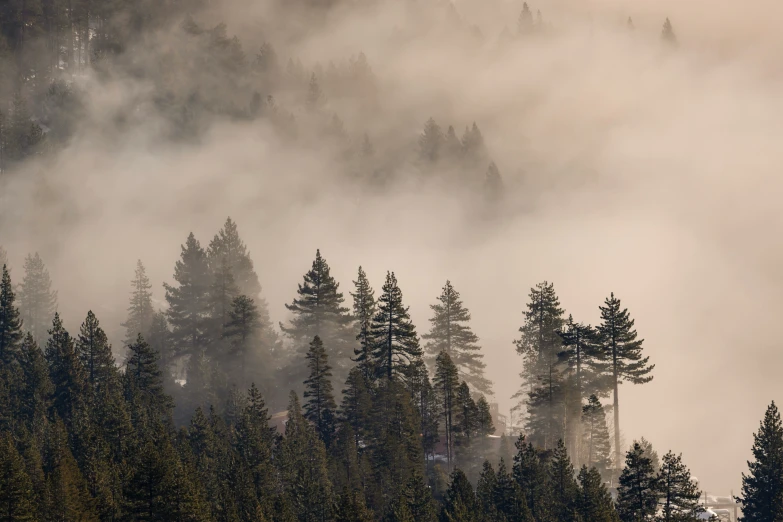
[351,266,376,379]
[616,442,659,522]
[303,335,338,448]
[423,280,491,395]
[576,465,617,522]
[657,451,703,521]
[737,401,783,522]
[595,293,653,469]
[18,252,57,343]
[76,311,116,391]
[0,432,37,520]
[122,259,155,347]
[434,351,460,469]
[370,272,422,381]
[0,265,23,365]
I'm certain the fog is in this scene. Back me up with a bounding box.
[2,0,783,497]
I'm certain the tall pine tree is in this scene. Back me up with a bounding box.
[18,252,57,343]
[0,264,24,366]
[303,335,338,448]
[737,401,783,522]
[616,442,659,522]
[351,266,376,379]
[122,259,155,347]
[657,451,703,521]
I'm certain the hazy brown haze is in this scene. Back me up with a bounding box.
[2,0,783,497]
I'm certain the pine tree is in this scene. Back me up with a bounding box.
[370,272,422,381]
[737,401,783,522]
[518,3,533,35]
[408,360,439,463]
[351,266,376,379]
[461,123,488,167]
[223,294,260,387]
[657,451,703,521]
[662,18,677,46]
[76,311,116,392]
[206,256,240,346]
[18,252,57,343]
[616,442,659,522]
[576,465,618,522]
[122,259,155,347]
[454,382,477,468]
[17,333,52,427]
[419,118,444,164]
[207,217,262,299]
[125,334,171,420]
[496,457,533,522]
[279,391,335,521]
[234,383,276,515]
[636,437,660,473]
[434,351,460,469]
[0,264,24,366]
[164,233,210,357]
[475,461,500,520]
[595,293,653,471]
[45,314,86,427]
[512,435,552,521]
[340,367,373,451]
[336,487,374,522]
[441,468,478,522]
[549,440,579,522]
[424,280,491,395]
[147,311,173,376]
[304,335,338,448]
[281,249,354,388]
[0,432,37,521]
[582,395,612,480]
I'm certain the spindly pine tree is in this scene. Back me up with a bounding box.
[234,383,276,515]
[737,401,783,522]
[0,264,24,366]
[616,443,659,522]
[582,395,612,480]
[121,260,155,347]
[423,280,491,395]
[164,232,211,358]
[18,252,57,343]
[303,335,338,448]
[370,271,422,381]
[281,249,354,388]
[408,360,440,463]
[595,293,653,471]
[657,451,703,521]
[434,351,460,470]
[454,382,478,468]
[340,367,373,450]
[76,311,116,392]
[576,466,618,522]
[351,266,376,379]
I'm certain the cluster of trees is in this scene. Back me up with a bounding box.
[512,281,654,483]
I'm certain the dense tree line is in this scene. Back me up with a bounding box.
[5,211,783,521]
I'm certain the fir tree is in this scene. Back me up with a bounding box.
[549,440,579,522]
[636,437,661,473]
[0,432,37,521]
[441,468,478,522]
[279,391,335,521]
[340,367,373,451]
[0,264,23,366]
[370,272,422,381]
[434,351,460,469]
[595,293,653,471]
[475,461,500,520]
[223,294,260,387]
[662,18,677,46]
[18,252,57,343]
[454,381,477,467]
[17,333,52,427]
[304,335,338,448]
[281,249,354,388]
[234,383,276,514]
[336,486,374,522]
[125,334,171,420]
[657,451,703,521]
[576,465,618,522]
[76,311,116,391]
[424,280,491,395]
[207,217,262,299]
[512,435,552,521]
[351,266,376,379]
[419,118,444,164]
[737,401,783,522]
[122,259,155,347]
[582,395,612,480]
[616,442,659,522]
[45,314,86,427]
[164,233,210,357]
[206,255,239,345]
[496,457,533,522]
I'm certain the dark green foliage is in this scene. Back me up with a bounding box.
[637,437,661,473]
[18,252,57,343]
[45,314,86,427]
[657,451,703,521]
[76,310,116,391]
[304,335,338,447]
[440,469,478,522]
[496,458,533,522]
[582,395,612,480]
[17,333,52,427]
[122,260,155,347]
[370,272,422,381]
[282,249,354,389]
[424,281,491,395]
[738,401,783,522]
[408,360,439,463]
[0,432,37,521]
[595,293,653,469]
[124,333,171,421]
[616,442,659,522]
[512,435,551,521]
[576,465,618,522]
[351,266,376,379]
[164,233,211,357]
[434,351,459,469]
[549,440,579,522]
[0,265,23,366]
[336,486,374,521]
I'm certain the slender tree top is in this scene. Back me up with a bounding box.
[0,264,24,363]
[596,293,653,384]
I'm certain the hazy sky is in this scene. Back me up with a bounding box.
[2,0,783,496]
